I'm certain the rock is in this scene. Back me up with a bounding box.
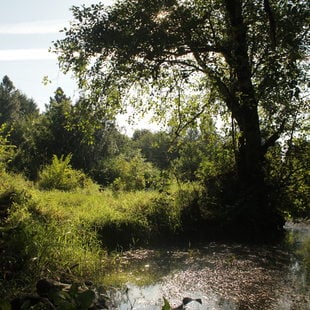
[11,296,55,310]
[36,278,66,297]
[10,278,110,309]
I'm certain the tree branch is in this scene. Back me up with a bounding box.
[264,0,277,49]
[261,120,286,155]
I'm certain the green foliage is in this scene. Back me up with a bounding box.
[90,157,119,187]
[111,152,160,191]
[7,115,44,179]
[132,129,174,170]
[0,184,105,300]
[171,119,235,183]
[266,138,310,219]
[37,154,99,192]
[0,76,21,124]
[162,297,172,310]
[0,75,39,124]
[42,88,77,159]
[0,171,33,210]
[1,278,155,310]
[0,124,15,171]
[15,282,99,310]
[197,146,234,184]
[0,173,34,295]
[139,193,181,238]
[5,84,131,182]
[28,188,181,250]
[54,0,309,190]
[0,184,184,299]
[281,139,309,218]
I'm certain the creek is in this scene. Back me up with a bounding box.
[106,222,309,310]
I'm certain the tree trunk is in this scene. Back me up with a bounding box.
[220,1,286,239]
[235,106,264,187]
[223,0,264,187]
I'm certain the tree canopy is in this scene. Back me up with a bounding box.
[54,0,309,189]
[0,76,38,124]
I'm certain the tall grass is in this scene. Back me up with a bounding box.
[35,189,180,249]
[0,172,105,298]
[1,172,204,300]
[1,209,105,296]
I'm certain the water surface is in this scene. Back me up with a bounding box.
[106,222,309,309]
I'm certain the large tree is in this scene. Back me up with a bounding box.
[0,76,39,124]
[54,0,309,231]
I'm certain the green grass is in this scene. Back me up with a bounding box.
[34,188,181,249]
[36,189,159,222]
[0,172,187,299]
[1,169,210,302]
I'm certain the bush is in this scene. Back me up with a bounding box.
[0,171,33,222]
[90,157,120,187]
[111,153,160,191]
[145,194,181,237]
[265,139,310,219]
[37,154,99,192]
[0,123,15,171]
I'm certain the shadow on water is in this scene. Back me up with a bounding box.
[106,222,309,310]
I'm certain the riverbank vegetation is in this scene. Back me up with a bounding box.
[0,111,308,302]
[0,0,309,306]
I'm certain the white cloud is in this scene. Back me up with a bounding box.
[0,19,67,34]
[0,49,56,61]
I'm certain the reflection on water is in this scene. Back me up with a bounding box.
[107,222,309,309]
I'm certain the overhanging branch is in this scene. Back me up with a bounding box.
[261,120,286,155]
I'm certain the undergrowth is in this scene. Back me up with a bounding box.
[1,172,196,300]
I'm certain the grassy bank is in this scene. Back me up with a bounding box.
[0,170,288,301]
[0,172,192,299]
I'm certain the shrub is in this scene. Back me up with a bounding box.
[0,123,15,171]
[37,154,99,192]
[145,194,181,237]
[111,153,160,191]
[90,157,120,187]
[265,139,310,219]
[0,171,33,223]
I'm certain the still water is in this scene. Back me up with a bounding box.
[107,222,309,309]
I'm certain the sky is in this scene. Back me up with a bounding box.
[0,0,112,111]
[0,0,159,134]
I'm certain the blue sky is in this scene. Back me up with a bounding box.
[0,0,113,111]
[0,0,158,134]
